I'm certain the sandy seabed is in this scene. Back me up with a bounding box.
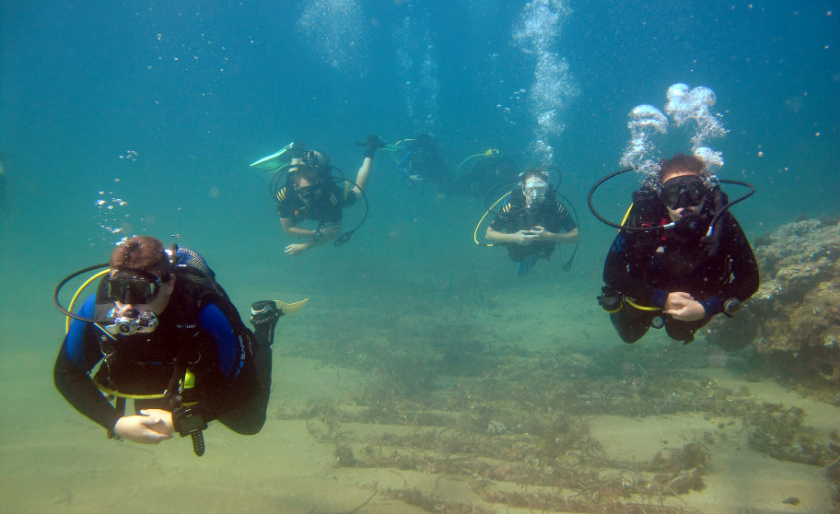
[1,280,838,514]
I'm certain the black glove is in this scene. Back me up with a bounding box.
[358,134,385,158]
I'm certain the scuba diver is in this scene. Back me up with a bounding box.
[485,167,580,276]
[274,135,384,256]
[393,133,451,199]
[53,236,306,455]
[594,153,759,344]
[450,149,519,198]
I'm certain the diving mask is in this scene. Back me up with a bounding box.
[523,178,548,202]
[660,175,708,209]
[297,184,321,202]
[103,307,159,336]
[105,270,165,304]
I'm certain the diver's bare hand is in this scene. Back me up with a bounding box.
[514,229,539,246]
[113,409,174,444]
[284,243,310,256]
[664,292,706,321]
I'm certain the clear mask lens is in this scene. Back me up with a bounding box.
[523,180,548,201]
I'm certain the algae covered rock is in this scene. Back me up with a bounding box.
[705,219,840,382]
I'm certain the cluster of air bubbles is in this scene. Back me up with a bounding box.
[512,0,577,166]
[619,105,668,175]
[94,188,129,238]
[496,87,527,127]
[119,150,138,161]
[394,3,439,132]
[620,83,727,181]
[664,84,727,151]
[298,0,369,74]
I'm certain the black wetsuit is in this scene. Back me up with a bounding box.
[54,280,272,436]
[602,193,759,343]
[490,189,577,262]
[275,180,356,227]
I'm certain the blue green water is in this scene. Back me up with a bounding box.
[1,1,838,512]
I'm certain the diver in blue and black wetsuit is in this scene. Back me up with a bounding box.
[53,236,303,454]
[395,134,451,199]
[598,154,759,344]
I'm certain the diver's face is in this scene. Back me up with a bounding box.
[661,171,707,222]
[111,273,175,317]
[522,177,548,203]
[295,175,322,203]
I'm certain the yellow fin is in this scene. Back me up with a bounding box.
[273,298,308,315]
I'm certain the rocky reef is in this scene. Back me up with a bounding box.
[705,218,840,383]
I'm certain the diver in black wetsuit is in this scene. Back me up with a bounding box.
[275,135,384,256]
[599,154,759,344]
[486,168,580,276]
[53,236,298,452]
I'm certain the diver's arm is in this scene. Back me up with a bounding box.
[53,341,123,432]
[536,226,580,243]
[282,222,339,256]
[700,214,760,315]
[602,231,665,307]
[279,216,317,238]
[536,202,580,243]
[353,156,373,194]
[486,226,537,245]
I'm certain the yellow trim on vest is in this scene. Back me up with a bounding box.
[93,369,197,402]
[625,297,661,312]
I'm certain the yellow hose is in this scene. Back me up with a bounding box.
[65,269,110,333]
[473,191,511,246]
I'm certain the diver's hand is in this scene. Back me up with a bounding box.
[513,229,539,246]
[285,243,310,256]
[664,292,706,321]
[359,134,386,158]
[113,409,174,444]
[529,226,546,239]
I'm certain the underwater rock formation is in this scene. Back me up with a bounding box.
[705,218,840,383]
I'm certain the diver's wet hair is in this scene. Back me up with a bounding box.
[518,167,551,185]
[290,164,326,187]
[658,154,706,181]
[109,236,172,278]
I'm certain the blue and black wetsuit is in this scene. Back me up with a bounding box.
[53,280,271,436]
[602,198,759,343]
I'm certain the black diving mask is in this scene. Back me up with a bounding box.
[105,270,165,305]
[297,184,322,202]
[659,175,708,209]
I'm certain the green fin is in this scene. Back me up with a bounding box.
[250,142,298,171]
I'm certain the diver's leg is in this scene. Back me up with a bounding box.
[610,305,652,343]
[216,302,282,435]
[664,318,709,344]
